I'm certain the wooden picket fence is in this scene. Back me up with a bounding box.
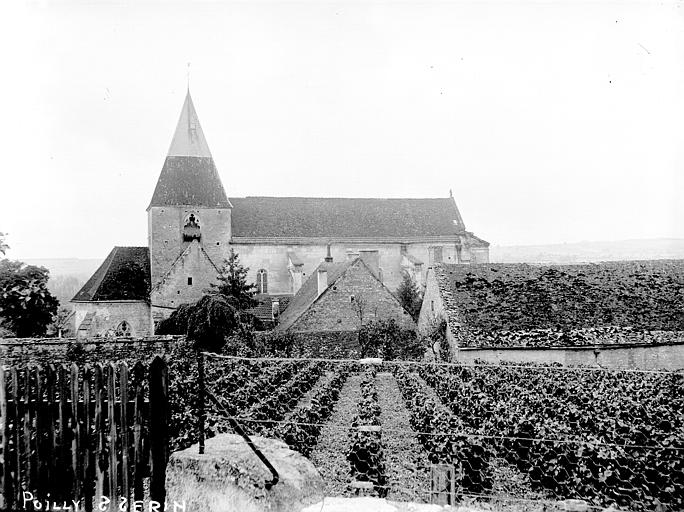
[0,356,169,511]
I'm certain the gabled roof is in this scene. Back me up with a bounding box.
[276,259,355,330]
[148,91,231,209]
[72,247,150,302]
[229,197,469,239]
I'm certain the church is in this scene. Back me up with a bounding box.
[71,91,490,337]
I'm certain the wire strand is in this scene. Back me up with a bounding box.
[200,351,684,375]
[206,416,683,451]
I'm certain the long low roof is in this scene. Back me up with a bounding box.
[229,196,468,239]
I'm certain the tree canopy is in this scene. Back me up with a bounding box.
[0,259,59,337]
[0,232,8,256]
[157,250,262,352]
[211,248,259,310]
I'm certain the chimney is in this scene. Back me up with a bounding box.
[317,268,328,297]
[359,250,380,279]
[324,244,333,263]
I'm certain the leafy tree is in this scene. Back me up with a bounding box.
[0,232,8,256]
[47,306,75,338]
[0,259,59,337]
[212,249,258,311]
[187,294,242,352]
[157,294,262,353]
[358,318,425,360]
[397,271,423,321]
[156,302,195,335]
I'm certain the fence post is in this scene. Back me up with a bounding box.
[0,366,10,510]
[83,365,94,512]
[132,361,145,502]
[197,351,205,455]
[12,367,20,507]
[119,362,130,512]
[70,363,81,502]
[107,362,118,506]
[149,356,168,505]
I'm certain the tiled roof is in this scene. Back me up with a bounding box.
[229,197,468,239]
[433,261,684,333]
[72,247,150,302]
[149,156,231,209]
[247,294,292,324]
[276,259,355,330]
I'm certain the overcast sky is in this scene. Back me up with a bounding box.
[1,0,682,259]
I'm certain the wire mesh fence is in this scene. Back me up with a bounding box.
[199,354,683,511]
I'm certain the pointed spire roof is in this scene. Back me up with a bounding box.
[167,90,212,158]
[148,91,231,209]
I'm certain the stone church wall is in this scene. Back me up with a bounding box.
[233,241,464,296]
[72,301,153,338]
[0,336,181,366]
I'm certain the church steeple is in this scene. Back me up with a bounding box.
[148,91,231,209]
[167,91,212,158]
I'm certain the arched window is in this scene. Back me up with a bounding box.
[257,269,268,294]
[182,213,201,242]
[115,320,132,337]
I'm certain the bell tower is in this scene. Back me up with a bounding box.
[147,91,232,308]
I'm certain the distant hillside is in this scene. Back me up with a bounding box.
[23,258,102,306]
[23,258,103,278]
[490,238,684,264]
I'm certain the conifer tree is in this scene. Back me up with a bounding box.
[397,271,423,321]
[212,249,259,311]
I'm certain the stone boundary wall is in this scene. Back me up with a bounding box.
[291,331,361,358]
[456,340,684,371]
[0,336,184,366]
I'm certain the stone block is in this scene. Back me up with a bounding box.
[166,433,325,512]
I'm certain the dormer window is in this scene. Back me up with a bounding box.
[183,213,201,242]
[257,269,268,294]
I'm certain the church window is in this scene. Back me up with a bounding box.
[115,321,132,337]
[182,213,201,242]
[188,277,193,286]
[429,246,444,265]
[257,269,268,294]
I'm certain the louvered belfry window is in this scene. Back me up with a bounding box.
[183,213,201,242]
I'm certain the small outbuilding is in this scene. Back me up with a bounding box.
[276,251,416,356]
